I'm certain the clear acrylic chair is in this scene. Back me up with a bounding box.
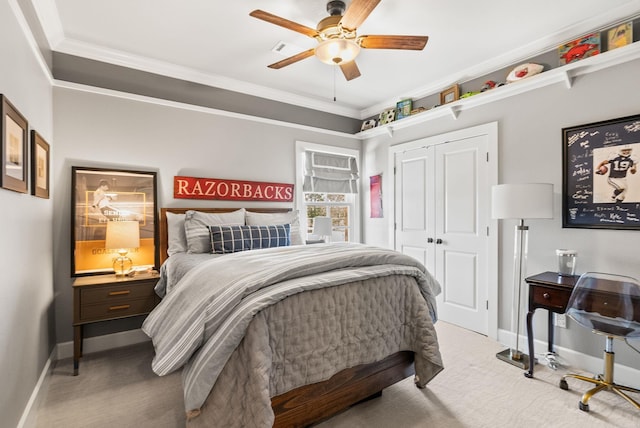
[559,272,640,412]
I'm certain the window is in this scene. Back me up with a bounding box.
[295,141,360,243]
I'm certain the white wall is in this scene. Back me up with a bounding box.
[51,87,361,343]
[361,58,640,370]
[0,2,53,427]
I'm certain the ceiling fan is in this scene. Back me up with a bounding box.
[250,0,428,81]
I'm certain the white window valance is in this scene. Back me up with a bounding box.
[303,150,359,194]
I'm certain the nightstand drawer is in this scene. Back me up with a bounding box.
[532,285,572,311]
[81,281,156,304]
[79,296,156,322]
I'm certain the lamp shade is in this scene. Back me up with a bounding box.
[312,216,333,237]
[492,183,554,220]
[105,221,140,250]
[315,39,360,65]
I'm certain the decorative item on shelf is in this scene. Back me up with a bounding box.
[506,63,544,83]
[607,22,633,51]
[410,107,427,115]
[312,216,333,243]
[379,108,396,125]
[492,183,554,370]
[460,91,480,99]
[361,119,377,131]
[558,33,600,65]
[480,80,505,92]
[439,84,459,105]
[396,99,413,120]
[105,220,140,277]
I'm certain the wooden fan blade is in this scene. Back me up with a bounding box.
[340,61,361,81]
[250,10,319,38]
[359,35,429,50]
[340,0,381,31]
[267,48,315,69]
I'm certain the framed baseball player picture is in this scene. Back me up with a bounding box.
[562,113,640,230]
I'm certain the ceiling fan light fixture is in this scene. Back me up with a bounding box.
[315,38,360,65]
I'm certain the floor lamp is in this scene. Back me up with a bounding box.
[492,183,553,369]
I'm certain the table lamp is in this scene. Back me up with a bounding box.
[312,216,333,243]
[492,183,553,369]
[105,220,140,277]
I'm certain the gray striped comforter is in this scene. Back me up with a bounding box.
[142,243,442,418]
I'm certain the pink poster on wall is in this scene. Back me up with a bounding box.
[370,174,383,218]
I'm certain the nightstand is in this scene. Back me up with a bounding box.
[72,272,160,375]
[524,271,579,379]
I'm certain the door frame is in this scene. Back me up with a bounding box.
[387,122,499,340]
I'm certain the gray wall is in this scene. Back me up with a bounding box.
[361,57,640,370]
[0,2,54,427]
[51,87,361,343]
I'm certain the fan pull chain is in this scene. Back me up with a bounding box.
[333,66,337,102]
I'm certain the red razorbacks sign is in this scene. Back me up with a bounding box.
[174,176,294,202]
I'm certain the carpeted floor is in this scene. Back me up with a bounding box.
[35,321,639,427]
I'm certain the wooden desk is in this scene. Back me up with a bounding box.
[524,271,579,378]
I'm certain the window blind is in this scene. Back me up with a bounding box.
[303,150,359,193]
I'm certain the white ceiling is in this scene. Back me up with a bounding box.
[32,0,640,118]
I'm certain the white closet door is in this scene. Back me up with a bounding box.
[394,133,489,335]
[434,135,489,334]
[394,147,435,273]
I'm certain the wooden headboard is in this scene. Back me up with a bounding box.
[159,207,291,265]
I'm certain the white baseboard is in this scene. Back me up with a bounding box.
[497,328,640,388]
[56,328,150,360]
[17,348,55,428]
[18,329,150,428]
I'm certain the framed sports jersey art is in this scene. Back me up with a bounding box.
[562,113,640,230]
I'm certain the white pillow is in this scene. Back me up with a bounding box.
[166,212,187,256]
[184,209,246,253]
[245,210,304,246]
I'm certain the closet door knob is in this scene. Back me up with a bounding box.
[436,238,443,244]
[427,238,434,243]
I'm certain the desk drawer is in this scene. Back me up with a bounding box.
[532,286,572,311]
[80,296,156,322]
[81,281,155,304]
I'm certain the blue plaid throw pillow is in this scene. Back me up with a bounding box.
[208,224,291,254]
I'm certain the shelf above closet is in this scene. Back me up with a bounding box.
[356,42,640,139]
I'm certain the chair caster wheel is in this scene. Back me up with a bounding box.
[579,401,589,412]
[559,379,568,390]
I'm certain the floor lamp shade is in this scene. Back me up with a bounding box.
[492,183,554,370]
[492,183,554,220]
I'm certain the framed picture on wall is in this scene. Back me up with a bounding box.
[1,94,29,194]
[71,166,159,276]
[31,130,50,199]
[370,174,383,218]
[562,113,640,230]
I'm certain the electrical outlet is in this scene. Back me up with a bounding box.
[554,313,567,328]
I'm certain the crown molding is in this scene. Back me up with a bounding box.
[9,0,53,84]
[54,38,362,119]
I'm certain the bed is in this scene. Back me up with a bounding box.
[142,207,444,427]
